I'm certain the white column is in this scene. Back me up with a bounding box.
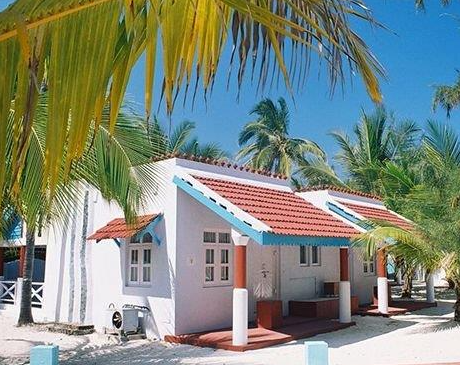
[231,229,250,347]
[339,247,351,323]
[339,281,352,323]
[232,288,248,346]
[15,277,23,308]
[426,274,436,304]
[377,277,389,314]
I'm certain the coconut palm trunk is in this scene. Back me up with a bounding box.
[79,191,89,323]
[455,286,460,322]
[17,228,35,326]
[401,265,414,298]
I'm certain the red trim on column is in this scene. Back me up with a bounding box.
[18,246,26,278]
[340,248,349,281]
[0,247,4,276]
[234,245,247,289]
[377,249,387,278]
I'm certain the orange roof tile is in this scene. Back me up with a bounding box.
[87,214,159,241]
[298,185,382,200]
[339,202,412,230]
[194,176,359,238]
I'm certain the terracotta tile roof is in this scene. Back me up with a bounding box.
[194,176,359,238]
[87,214,159,241]
[152,153,288,180]
[339,202,412,230]
[298,185,381,200]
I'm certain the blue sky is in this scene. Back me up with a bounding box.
[125,1,460,159]
[3,1,460,160]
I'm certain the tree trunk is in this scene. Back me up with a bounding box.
[401,267,414,298]
[17,228,35,326]
[79,191,89,323]
[67,207,77,323]
[455,286,460,322]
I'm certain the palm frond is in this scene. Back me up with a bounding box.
[0,0,385,199]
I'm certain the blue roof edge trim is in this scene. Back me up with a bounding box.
[326,201,372,231]
[174,175,351,247]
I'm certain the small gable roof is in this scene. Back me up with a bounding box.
[338,201,412,231]
[194,176,358,238]
[87,214,160,241]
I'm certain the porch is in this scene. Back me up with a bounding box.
[165,316,354,352]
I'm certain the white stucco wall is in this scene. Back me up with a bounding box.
[36,158,381,341]
[41,160,179,339]
[350,248,376,304]
[174,189,234,335]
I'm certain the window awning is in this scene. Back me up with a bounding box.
[87,214,161,242]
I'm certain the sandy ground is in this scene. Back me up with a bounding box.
[1,287,460,365]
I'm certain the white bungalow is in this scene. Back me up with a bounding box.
[0,156,436,350]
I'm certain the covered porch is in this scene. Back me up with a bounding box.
[174,174,360,350]
[165,316,353,352]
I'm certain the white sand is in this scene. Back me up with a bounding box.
[1,297,460,365]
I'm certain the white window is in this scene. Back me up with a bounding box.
[203,230,232,286]
[363,254,375,275]
[127,232,153,286]
[300,246,309,266]
[311,246,321,266]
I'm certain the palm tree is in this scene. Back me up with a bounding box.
[432,74,460,118]
[0,0,385,203]
[237,97,325,176]
[354,120,460,319]
[1,95,157,325]
[325,108,419,195]
[149,118,228,159]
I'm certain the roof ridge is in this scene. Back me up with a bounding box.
[297,185,382,200]
[152,153,289,180]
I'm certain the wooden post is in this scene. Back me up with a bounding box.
[376,248,389,314]
[0,247,4,277]
[19,246,26,278]
[339,248,349,281]
[231,230,250,347]
[339,247,351,323]
[376,249,387,278]
[234,245,247,289]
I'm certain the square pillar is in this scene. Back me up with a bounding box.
[339,247,351,323]
[376,249,389,314]
[231,229,250,347]
[19,246,26,278]
[30,345,59,365]
[0,247,4,277]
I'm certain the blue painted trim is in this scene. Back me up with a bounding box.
[326,201,372,230]
[113,238,121,247]
[261,231,349,246]
[174,176,351,247]
[173,176,263,242]
[149,214,163,246]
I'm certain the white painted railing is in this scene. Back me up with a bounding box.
[0,280,44,308]
[31,282,44,308]
[0,280,17,304]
